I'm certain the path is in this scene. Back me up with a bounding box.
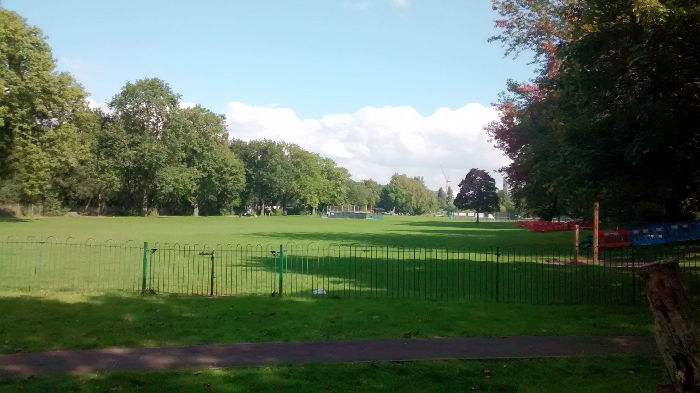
[0,336,657,377]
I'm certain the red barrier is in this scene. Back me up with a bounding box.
[599,230,632,248]
[518,220,592,232]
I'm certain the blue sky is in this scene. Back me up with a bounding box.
[4,0,536,190]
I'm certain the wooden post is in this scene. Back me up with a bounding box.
[574,224,579,264]
[638,260,700,392]
[593,202,599,263]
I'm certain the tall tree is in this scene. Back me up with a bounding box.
[437,187,447,210]
[488,0,700,223]
[233,139,287,216]
[0,8,93,212]
[454,169,499,223]
[378,174,438,215]
[109,78,180,216]
[159,106,244,215]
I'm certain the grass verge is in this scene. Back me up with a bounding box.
[0,294,652,354]
[0,357,665,392]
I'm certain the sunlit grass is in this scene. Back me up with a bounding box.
[0,294,652,354]
[0,357,666,392]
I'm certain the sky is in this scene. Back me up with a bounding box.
[4,0,536,191]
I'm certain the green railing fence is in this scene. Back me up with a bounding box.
[1,237,698,305]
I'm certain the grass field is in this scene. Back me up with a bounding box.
[0,357,666,393]
[1,216,697,303]
[0,215,576,248]
[0,295,653,354]
[0,216,673,390]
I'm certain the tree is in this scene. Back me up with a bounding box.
[446,186,455,211]
[437,187,447,210]
[497,188,515,214]
[109,78,180,216]
[454,169,499,223]
[318,159,349,209]
[0,8,94,213]
[233,139,286,216]
[488,0,700,223]
[158,106,244,215]
[378,183,406,214]
[346,179,382,211]
[378,174,438,215]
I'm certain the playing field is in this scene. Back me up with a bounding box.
[0,216,697,303]
[0,215,573,248]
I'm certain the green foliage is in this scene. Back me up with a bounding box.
[109,78,181,216]
[437,187,447,210]
[0,8,93,211]
[489,0,700,223]
[379,174,438,214]
[497,189,515,213]
[454,169,500,222]
[158,106,244,215]
[346,179,382,209]
[0,7,388,217]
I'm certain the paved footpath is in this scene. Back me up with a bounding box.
[0,336,657,377]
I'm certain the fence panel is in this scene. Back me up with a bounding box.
[0,238,698,305]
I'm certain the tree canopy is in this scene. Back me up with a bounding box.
[488,0,700,223]
[0,6,446,217]
[378,174,438,215]
[453,169,500,223]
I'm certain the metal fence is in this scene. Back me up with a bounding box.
[1,237,698,305]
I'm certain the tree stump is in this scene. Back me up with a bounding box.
[638,259,700,393]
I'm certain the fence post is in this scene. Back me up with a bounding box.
[279,244,284,297]
[210,252,215,297]
[36,239,44,291]
[141,241,148,295]
[574,225,580,264]
[593,202,599,263]
[495,247,500,303]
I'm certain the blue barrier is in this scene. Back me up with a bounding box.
[630,221,700,246]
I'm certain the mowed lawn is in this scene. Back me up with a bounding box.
[0,216,668,391]
[1,357,666,393]
[0,215,576,249]
[2,215,692,303]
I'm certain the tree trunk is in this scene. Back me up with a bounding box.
[476,211,480,224]
[638,259,700,393]
[97,190,102,216]
[261,201,265,216]
[312,206,316,216]
[141,190,148,216]
[193,201,199,217]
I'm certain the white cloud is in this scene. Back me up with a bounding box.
[179,101,197,109]
[86,98,111,114]
[390,0,410,8]
[225,102,508,191]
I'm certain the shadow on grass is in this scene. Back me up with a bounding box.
[0,356,667,393]
[0,293,653,356]
[0,217,31,223]
[398,220,523,230]
[246,230,516,249]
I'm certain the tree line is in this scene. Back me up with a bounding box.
[1,8,459,217]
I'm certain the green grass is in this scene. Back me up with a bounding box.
[0,357,666,392]
[1,216,697,302]
[0,215,576,249]
[0,294,652,354]
[0,216,669,389]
